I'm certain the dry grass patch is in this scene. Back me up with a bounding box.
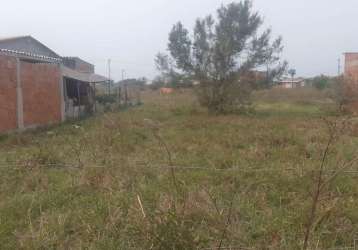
[0,89,357,249]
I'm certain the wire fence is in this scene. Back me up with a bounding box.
[0,161,357,175]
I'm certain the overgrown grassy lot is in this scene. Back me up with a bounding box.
[0,88,357,249]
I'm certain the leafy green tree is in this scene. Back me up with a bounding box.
[155,53,172,74]
[157,0,287,114]
[311,75,330,90]
[155,53,194,88]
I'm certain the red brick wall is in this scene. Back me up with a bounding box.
[345,53,358,80]
[0,55,18,133]
[21,61,62,128]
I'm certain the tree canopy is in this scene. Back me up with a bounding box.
[156,0,287,113]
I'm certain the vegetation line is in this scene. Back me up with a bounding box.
[1,163,357,174]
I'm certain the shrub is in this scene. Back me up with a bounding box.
[149,76,165,91]
[311,75,330,90]
[95,94,118,105]
[196,77,254,114]
[330,76,358,113]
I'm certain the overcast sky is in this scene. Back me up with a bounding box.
[1,0,357,81]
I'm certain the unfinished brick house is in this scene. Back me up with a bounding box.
[0,36,108,133]
[342,52,358,113]
[344,53,358,79]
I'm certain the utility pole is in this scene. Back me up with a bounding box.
[108,59,111,95]
[338,58,341,76]
[122,69,128,106]
[116,68,125,106]
[122,69,125,82]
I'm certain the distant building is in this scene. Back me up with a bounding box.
[344,52,358,79]
[274,77,306,89]
[0,36,108,133]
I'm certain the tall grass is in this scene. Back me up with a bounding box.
[0,89,357,249]
[253,87,332,105]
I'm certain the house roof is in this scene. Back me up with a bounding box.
[0,36,36,42]
[0,36,104,77]
[62,56,93,64]
[0,48,62,63]
[0,36,60,59]
[62,66,108,83]
[62,56,95,70]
